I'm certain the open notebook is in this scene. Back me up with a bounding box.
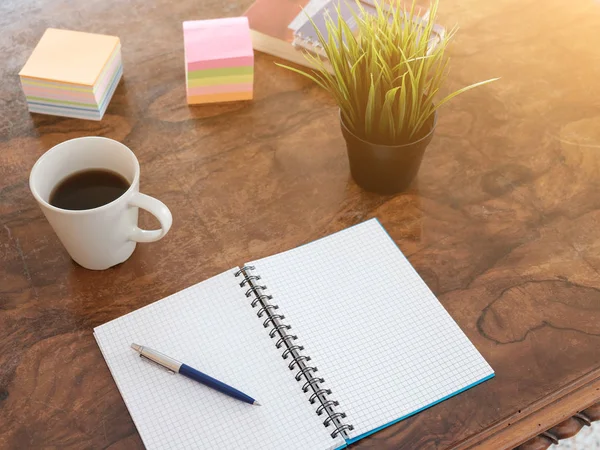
[94,219,494,449]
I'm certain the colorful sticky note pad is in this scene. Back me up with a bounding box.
[183,18,254,104]
[18,29,123,121]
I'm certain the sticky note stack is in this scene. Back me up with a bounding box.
[183,18,254,104]
[19,29,123,121]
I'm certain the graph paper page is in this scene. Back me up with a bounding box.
[248,219,494,441]
[94,268,343,450]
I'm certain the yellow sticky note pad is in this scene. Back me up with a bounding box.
[19,28,120,86]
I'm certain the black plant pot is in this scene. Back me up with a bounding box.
[340,112,437,194]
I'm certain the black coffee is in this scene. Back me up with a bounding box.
[49,169,130,210]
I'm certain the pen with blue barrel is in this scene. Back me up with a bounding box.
[131,343,261,406]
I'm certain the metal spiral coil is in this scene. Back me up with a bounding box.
[245,285,266,298]
[310,389,332,404]
[316,401,339,416]
[276,335,298,349]
[288,355,311,370]
[263,315,285,328]
[282,345,304,359]
[302,377,324,393]
[234,266,255,277]
[239,275,261,287]
[235,266,354,441]
[257,305,279,317]
[331,425,355,439]
[251,295,273,308]
[269,324,291,338]
[294,35,324,49]
[324,413,347,428]
[294,366,318,382]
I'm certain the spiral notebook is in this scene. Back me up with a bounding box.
[94,219,494,449]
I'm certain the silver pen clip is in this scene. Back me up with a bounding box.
[139,353,176,374]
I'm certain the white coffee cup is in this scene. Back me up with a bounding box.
[29,137,172,270]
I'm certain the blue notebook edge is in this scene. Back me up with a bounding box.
[334,373,495,449]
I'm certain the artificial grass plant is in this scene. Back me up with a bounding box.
[280,0,498,145]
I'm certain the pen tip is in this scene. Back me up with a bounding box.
[253,401,262,406]
[131,343,142,353]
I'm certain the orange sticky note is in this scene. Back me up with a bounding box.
[19,28,120,86]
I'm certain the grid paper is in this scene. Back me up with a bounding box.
[94,268,344,450]
[248,219,494,441]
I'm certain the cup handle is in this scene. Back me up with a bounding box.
[128,192,173,243]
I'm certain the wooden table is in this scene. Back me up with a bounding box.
[2,0,600,449]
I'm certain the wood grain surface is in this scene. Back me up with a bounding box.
[1,0,600,449]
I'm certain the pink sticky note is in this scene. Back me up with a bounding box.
[183,17,254,67]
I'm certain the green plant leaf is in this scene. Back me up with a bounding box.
[397,73,408,138]
[275,63,329,91]
[365,74,376,136]
[434,77,500,110]
[381,86,400,140]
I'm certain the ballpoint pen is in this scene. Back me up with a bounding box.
[131,343,261,406]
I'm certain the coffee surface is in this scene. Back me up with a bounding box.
[49,169,130,210]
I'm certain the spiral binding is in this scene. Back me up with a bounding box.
[235,266,354,440]
[292,34,326,58]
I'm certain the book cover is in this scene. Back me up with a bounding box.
[245,0,310,43]
[243,0,332,71]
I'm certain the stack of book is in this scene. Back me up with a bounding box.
[19,28,122,121]
[244,0,444,72]
[292,0,445,57]
[183,18,254,104]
